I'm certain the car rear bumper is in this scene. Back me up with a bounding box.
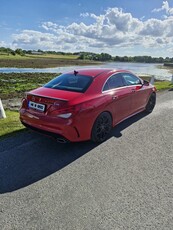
[20,109,82,142]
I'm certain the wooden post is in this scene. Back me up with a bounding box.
[0,99,6,119]
[150,76,155,85]
[171,75,173,84]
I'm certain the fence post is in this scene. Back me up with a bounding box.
[150,75,155,85]
[171,75,173,84]
[0,99,6,119]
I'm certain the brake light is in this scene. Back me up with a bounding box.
[51,104,82,118]
[21,97,28,109]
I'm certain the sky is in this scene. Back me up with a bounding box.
[1,0,173,57]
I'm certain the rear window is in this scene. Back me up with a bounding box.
[44,74,93,93]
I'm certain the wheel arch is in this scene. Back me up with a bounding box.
[92,110,113,127]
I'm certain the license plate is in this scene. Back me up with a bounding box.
[28,101,45,112]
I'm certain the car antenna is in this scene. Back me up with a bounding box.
[74,70,78,76]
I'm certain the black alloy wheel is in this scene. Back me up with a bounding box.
[145,93,156,113]
[91,112,112,142]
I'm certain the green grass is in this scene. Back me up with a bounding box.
[140,76,173,91]
[25,54,79,59]
[0,73,59,99]
[0,53,31,59]
[0,53,98,68]
[0,53,79,60]
[154,81,173,90]
[0,110,25,138]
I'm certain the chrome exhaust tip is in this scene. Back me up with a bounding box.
[56,137,68,144]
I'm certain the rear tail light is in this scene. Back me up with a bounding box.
[51,104,82,118]
[51,102,94,119]
[21,97,28,109]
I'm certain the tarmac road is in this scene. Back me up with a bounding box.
[0,90,173,230]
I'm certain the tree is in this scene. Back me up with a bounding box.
[11,51,16,56]
[15,48,24,56]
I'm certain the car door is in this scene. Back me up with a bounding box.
[121,73,148,114]
[102,73,132,125]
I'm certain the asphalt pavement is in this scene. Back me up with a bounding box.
[0,89,173,230]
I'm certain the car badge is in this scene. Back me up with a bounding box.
[54,102,60,106]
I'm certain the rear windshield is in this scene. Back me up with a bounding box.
[44,74,93,93]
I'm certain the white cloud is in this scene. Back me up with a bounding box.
[0,40,17,49]
[13,30,56,44]
[152,1,173,15]
[0,41,7,47]
[41,22,59,31]
[9,5,173,56]
[80,12,89,18]
[139,19,165,37]
[105,7,142,32]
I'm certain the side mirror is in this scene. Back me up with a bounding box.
[142,80,149,86]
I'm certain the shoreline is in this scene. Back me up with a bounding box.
[0,57,101,69]
[157,64,173,75]
[0,62,172,82]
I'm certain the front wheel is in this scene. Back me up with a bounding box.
[145,93,156,113]
[91,112,112,143]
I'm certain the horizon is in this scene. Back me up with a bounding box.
[1,47,172,60]
[1,0,173,57]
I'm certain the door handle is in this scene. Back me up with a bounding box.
[112,96,118,100]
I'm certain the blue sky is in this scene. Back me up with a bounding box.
[1,0,173,57]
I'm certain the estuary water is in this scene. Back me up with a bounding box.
[0,62,172,81]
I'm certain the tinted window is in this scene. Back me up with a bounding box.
[122,73,141,86]
[103,74,125,91]
[44,74,93,93]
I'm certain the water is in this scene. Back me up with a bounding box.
[0,62,172,81]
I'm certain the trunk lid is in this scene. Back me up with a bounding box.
[26,87,82,113]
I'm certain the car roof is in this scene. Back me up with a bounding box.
[66,68,129,78]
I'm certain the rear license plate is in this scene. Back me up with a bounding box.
[28,101,45,112]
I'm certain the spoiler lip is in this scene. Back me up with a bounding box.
[27,93,69,102]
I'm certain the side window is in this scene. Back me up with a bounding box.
[103,82,109,91]
[122,73,141,86]
[103,74,125,91]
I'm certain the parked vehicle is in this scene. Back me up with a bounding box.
[20,68,156,143]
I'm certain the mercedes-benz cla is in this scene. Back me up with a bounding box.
[20,68,156,143]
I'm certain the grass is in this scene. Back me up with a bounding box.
[154,81,173,90]
[0,53,79,60]
[0,53,28,59]
[25,54,79,59]
[0,53,99,68]
[0,73,59,99]
[141,76,173,90]
[0,110,25,139]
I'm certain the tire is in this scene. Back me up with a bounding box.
[91,112,112,143]
[145,93,156,113]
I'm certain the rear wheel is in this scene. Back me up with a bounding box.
[145,93,156,113]
[91,112,112,143]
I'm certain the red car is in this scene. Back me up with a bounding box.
[20,68,156,143]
